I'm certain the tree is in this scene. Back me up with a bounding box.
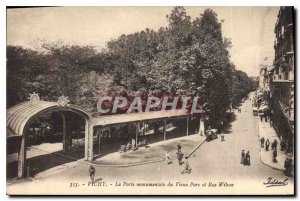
[7,7,256,122]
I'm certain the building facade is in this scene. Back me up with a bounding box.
[271,6,294,154]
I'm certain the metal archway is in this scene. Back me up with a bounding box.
[7,95,93,178]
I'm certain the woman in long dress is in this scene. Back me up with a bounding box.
[265,139,270,151]
[245,151,251,166]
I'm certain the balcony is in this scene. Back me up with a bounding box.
[278,101,294,123]
[273,73,292,83]
[285,51,294,55]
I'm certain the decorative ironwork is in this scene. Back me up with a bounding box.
[57,96,70,107]
[28,92,40,102]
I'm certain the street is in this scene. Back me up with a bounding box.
[7,96,294,195]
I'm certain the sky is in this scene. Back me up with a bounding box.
[7,7,279,76]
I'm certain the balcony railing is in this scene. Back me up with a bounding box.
[273,73,292,83]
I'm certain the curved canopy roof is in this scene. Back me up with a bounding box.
[7,94,196,138]
[93,110,191,127]
[7,99,91,138]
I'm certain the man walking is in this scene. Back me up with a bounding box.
[181,156,192,174]
[165,151,171,165]
[264,115,268,122]
[273,139,278,150]
[269,112,273,127]
[89,165,96,182]
[177,143,182,152]
[176,150,184,165]
[260,137,265,148]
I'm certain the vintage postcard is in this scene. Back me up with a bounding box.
[6,6,295,195]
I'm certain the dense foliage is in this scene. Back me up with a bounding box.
[7,7,255,124]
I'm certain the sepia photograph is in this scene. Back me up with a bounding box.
[6,6,295,195]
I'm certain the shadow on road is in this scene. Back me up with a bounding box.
[222,112,237,134]
[7,148,84,179]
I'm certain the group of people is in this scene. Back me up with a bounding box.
[259,108,273,126]
[240,150,251,166]
[119,138,137,152]
[165,143,192,174]
[260,137,278,163]
[284,157,293,177]
[119,138,150,153]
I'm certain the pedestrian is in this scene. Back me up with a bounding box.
[245,151,251,166]
[265,139,270,151]
[89,165,96,182]
[181,156,192,174]
[285,141,290,154]
[176,150,184,165]
[272,149,278,163]
[264,114,268,122]
[273,139,278,150]
[218,121,224,134]
[264,110,268,121]
[260,137,265,148]
[280,140,286,151]
[165,151,171,165]
[177,143,182,152]
[269,112,273,127]
[284,158,293,177]
[240,150,245,164]
[126,141,132,150]
[271,142,275,150]
[132,138,136,150]
[221,135,225,142]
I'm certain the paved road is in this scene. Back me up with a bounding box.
[7,96,294,195]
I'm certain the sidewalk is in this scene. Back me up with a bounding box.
[31,134,206,180]
[258,120,285,171]
[92,134,206,166]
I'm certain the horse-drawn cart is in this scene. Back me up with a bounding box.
[205,128,218,142]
